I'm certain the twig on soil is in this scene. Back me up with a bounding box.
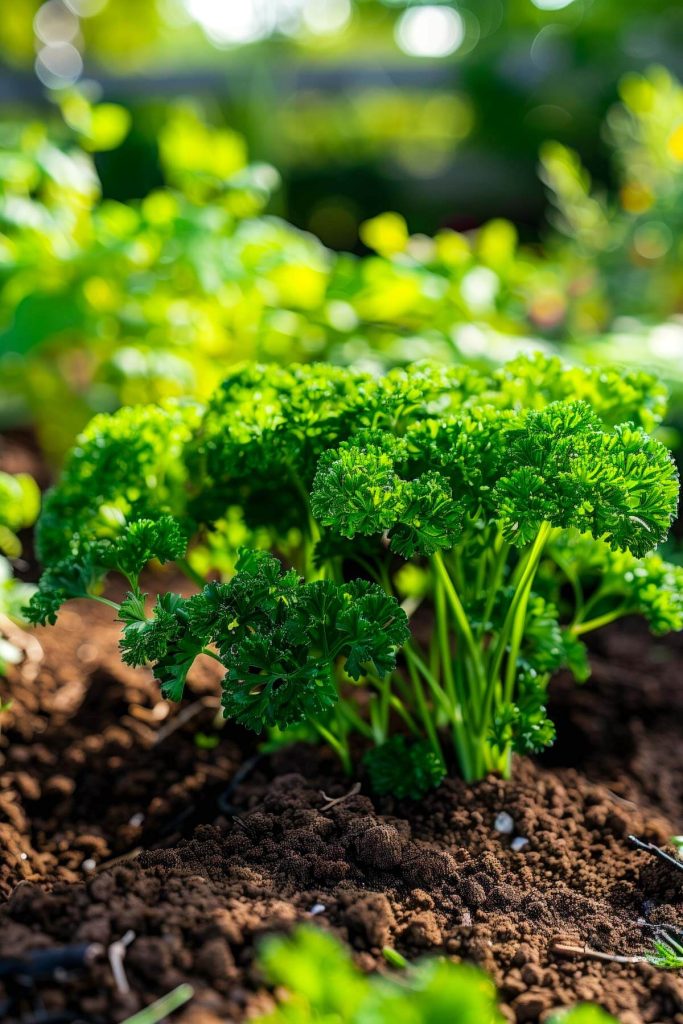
[319,781,361,811]
[153,697,220,747]
[551,941,646,964]
[629,834,683,873]
[232,815,253,837]
[108,930,135,995]
[120,983,194,1024]
[605,788,639,811]
[96,847,142,873]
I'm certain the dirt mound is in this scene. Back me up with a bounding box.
[0,604,682,1024]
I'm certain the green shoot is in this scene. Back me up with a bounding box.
[647,933,683,970]
[120,984,194,1024]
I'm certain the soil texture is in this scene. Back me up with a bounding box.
[0,599,681,1024]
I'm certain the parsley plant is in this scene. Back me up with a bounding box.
[27,355,682,789]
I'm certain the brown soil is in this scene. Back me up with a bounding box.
[0,601,681,1024]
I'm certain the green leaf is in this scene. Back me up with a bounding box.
[311,443,402,540]
[365,736,445,799]
[335,581,410,679]
[120,593,184,666]
[221,632,338,731]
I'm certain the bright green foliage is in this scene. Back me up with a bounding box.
[35,403,199,565]
[186,363,371,533]
[9,72,683,472]
[492,355,669,433]
[254,926,617,1024]
[544,533,683,636]
[27,354,682,786]
[550,1009,618,1024]
[365,737,446,799]
[0,471,40,559]
[114,549,408,764]
[256,926,504,1024]
[0,472,39,676]
[647,934,683,970]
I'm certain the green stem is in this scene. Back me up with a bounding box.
[120,985,194,1024]
[483,537,510,628]
[487,522,552,694]
[88,595,121,612]
[434,575,456,709]
[200,647,224,664]
[571,606,628,636]
[309,718,351,774]
[387,693,421,737]
[503,583,532,705]
[289,470,322,581]
[431,550,485,690]
[338,699,374,739]
[547,546,583,612]
[404,644,445,763]
[571,584,617,627]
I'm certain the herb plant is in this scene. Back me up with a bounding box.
[27,354,682,789]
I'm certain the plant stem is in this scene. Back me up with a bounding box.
[200,647,224,664]
[309,718,352,774]
[431,550,486,691]
[121,985,194,1024]
[387,693,421,736]
[404,644,445,763]
[88,595,121,612]
[487,522,552,700]
[571,606,628,636]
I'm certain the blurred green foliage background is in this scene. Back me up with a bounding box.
[5,0,683,238]
[3,0,683,460]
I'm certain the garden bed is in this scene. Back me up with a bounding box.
[0,600,681,1024]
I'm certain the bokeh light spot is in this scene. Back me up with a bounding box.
[186,0,275,45]
[302,0,351,36]
[34,1,79,44]
[395,6,465,58]
[531,0,576,10]
[633,221,672,261]
[35,41,83,87]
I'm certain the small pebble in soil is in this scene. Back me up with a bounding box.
[494,811,515,835]
[82,858,97,872]
[20,853,28,860]
[309,903,326,915]
[128,812,145,827]
[511,836,529,852]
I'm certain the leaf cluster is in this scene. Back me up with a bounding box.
[546,532,683,635]
[364,737,445,799]
[312,397,679,559]
[119,550,409,722]
[27,515,187,626]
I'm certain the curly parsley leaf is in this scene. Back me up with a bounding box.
[364,736,446,799]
